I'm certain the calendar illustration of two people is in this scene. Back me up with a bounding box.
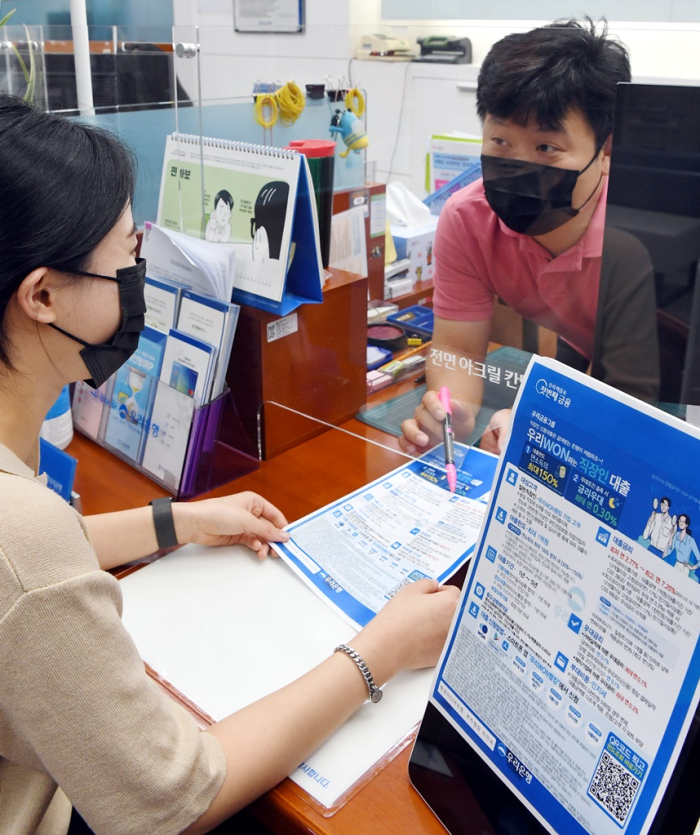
[198,173,292,296]
[204,180,290,268]
[158,136,300,305]
[207,176,292,302]
[158,134,323,314]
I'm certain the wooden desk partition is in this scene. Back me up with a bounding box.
[67,384,448,835]
[226,267,367,460]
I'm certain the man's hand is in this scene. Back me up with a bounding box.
[399,390,475,456]
[478,408,512,455]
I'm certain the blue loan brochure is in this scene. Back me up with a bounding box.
[159,329,216,407]
[103,328,165,463]
[429,357,700,835]
[103,364,155,462]
[176,289,239,399]
[274,442,498,630]
[131,326,167,380]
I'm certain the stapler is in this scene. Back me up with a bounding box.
[413,36,472,64]
[356,33,416,61]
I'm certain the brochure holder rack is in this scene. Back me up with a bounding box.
[72,380,259,499]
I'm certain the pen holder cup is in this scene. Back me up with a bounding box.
[285,139,336,269]
[72,379,259,499]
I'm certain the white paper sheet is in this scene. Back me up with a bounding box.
[119,545,433,807]
[329,205,368,278]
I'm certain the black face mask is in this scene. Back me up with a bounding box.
[481,150,603,236]
[50,258,147,389]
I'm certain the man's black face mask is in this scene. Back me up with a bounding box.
[481,149,602,236]
[49,258,147,389]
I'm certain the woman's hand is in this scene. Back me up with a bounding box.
[173,491,290,558]
[351,579,460,684]
[399,390,475,456]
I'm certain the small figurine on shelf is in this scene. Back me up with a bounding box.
[329,108,369,158]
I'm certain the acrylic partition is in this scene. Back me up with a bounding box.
[176,20,700,457]
[0,24,49,110]
[8,19,698,831]
[4,21,700,491]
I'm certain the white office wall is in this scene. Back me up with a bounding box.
[369,19,700,81]
[171,2,700,190]
[172,2,700,95]
[172,0,364,101]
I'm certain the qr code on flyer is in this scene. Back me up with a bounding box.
[588,751,641,825]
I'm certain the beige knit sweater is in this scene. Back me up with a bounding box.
[0,442,226,834]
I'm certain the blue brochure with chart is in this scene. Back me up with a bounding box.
[428,356,700,835]
[274,442,498,630]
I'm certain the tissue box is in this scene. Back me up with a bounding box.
[390,217,439,285]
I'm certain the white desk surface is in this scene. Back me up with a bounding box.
[119,544,433,807]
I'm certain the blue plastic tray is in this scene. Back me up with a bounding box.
[387,305,434,339]
[423,161,482,216]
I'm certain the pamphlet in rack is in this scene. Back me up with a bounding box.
[425,357,700,835]
[72,293,253,495]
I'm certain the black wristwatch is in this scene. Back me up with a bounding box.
[149,497,179,549]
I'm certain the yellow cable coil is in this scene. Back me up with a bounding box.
[344,87,365,118]
[276,81,306,125]
[254,81,306,128]
[253,93,278,128]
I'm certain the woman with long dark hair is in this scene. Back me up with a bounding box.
[0,94,458,835]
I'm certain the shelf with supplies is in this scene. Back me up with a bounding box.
[390,278,434,310]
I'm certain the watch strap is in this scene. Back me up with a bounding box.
[149,497,179,549]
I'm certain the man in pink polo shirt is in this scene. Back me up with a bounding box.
[401,19,659,456]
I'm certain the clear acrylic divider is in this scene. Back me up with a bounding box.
[8,15,700,821]
[0,24,48,110]
[7,19,699,491]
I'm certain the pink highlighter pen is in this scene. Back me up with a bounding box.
[438,386,457,493]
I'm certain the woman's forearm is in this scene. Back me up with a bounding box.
[83,507,162,569]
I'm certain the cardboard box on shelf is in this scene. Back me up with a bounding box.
[389,217,439,285]
[384,276,414,299]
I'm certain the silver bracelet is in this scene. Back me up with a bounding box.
[334,644,383,703]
